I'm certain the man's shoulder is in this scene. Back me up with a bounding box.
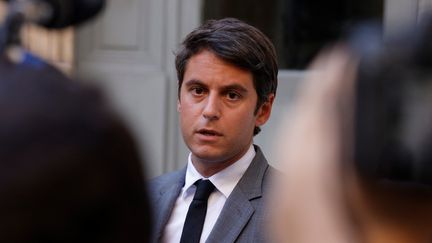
[264,163,279,177]
[251,144,279,175]
[233,146,278,195]
[262,164,280,190]
[148,168,185,194]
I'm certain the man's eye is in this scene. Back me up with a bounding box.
[227,92,240,100]
[191,87,205,95]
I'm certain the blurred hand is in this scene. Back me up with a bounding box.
[269,45,359,243]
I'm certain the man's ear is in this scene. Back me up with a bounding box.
[177,99,181,112]
[255,94,275,127]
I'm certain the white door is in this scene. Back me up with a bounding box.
[76,0,172,178]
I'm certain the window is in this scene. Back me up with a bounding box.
[202,0,383,69]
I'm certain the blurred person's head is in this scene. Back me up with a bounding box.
[0,59,151,243]
[347,15,432,243]
[270,15,432,243]
[175,18,278,136]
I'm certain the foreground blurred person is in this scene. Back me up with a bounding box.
[270,19,432,243]
[0,59,151,242]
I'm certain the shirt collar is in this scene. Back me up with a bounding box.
[182,144,256,199]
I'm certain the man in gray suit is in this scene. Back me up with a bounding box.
[149,18,278,243]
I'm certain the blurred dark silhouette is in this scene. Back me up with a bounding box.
[351,16,432,187]
[0,57,151,243]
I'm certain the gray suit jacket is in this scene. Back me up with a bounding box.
[148,145,275,243]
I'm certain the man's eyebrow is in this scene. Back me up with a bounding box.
[183,79,248,93]
[221,84,248,93]
[184,79,206,87]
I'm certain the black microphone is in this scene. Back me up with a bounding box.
[5,0,106,29]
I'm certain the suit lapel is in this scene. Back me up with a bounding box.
[206,189,254,243]
[206,145,269,243]
[153,169,185,242]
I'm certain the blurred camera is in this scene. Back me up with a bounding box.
[352,15,432,186]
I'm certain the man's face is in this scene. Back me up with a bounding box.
[178,50,274,176]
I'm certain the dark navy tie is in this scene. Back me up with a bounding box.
[179,179,215,243]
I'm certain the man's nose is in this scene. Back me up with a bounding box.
[202,94,221,120]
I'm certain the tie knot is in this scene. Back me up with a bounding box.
[193,179,215,201]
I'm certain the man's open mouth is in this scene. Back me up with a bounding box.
[197,129,222,136]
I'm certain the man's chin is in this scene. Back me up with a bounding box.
[193,154,225,163]
[190,148,229,163]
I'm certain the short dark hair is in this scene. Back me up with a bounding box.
[175,18,278,135]
[0,61,151,243]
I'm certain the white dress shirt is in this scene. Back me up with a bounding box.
[162,144,256,243]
